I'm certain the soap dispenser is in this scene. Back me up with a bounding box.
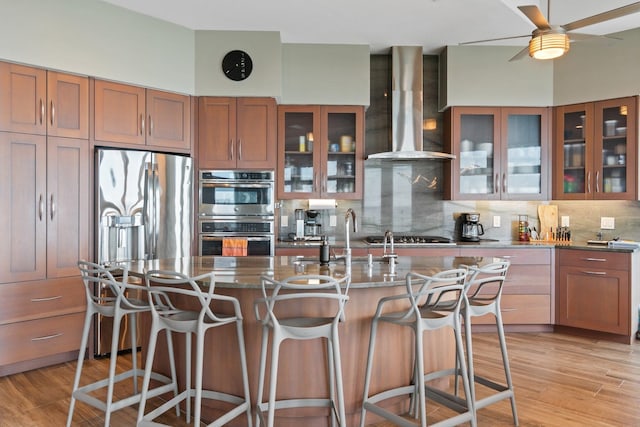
[319,236,330,265]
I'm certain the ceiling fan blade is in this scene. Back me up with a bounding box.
[518,5,551,30]
[508,46,530,62]
[563,1,640,32]
[459,34,529,45]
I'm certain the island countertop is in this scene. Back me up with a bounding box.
[119,255,483,289]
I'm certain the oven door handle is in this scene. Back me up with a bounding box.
[200,182,273,189]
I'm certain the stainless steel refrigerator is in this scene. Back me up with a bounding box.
[95,148,193,355]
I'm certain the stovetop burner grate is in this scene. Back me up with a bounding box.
[365,235,454,245]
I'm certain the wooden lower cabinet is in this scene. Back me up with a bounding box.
[556,248,638,342]
[459,247,553,326]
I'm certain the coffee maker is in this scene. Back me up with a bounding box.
[456,212,485,242]
[304,210,322,240]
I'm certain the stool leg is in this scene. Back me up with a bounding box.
[66,308,93,427]
[185,332,192,423]
[104,313,124,427]
[164,328,180,417]
[267,330,282,427]
[137,321,161,423]
[130,312,139,393]
[331,325,347,427]
[359,317,379,427]
[495,308,519,425]
[327,339,336,427]
[235,320,253,427]
[415,326,427,427]
[194,329,205,427]
[255,325,269,427]
[454,315,476,427]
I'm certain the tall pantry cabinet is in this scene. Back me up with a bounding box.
[0,62,88,375]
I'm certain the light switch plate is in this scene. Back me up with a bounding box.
[330,215,337,227]
[281,215,288,227]
[493,215,501,227]
[601,217,615,229]
[561,216,570,227]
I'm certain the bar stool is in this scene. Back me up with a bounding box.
[137,270,252,427]
[67,261,178,427]
[459,261,518,425]
[360,268,476,427]
[254,274,351,427]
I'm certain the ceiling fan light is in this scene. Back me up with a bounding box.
[529,33,569,60]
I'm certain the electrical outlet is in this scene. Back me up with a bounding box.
[281,215,288,227]
[601,217,615,229]
[493,215,501,227]
[561,216,570,227]
[330,215,337,227]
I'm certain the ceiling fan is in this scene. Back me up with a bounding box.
[463,1,640,61]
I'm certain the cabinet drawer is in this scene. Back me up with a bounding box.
[470,294,551,325]
[0,277,85,325]
[473,264,551,295]
[558,249,629,270]
[459,247,551,265]
[0,312,84,366]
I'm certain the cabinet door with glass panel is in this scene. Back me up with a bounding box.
[447,106,548,200]
[277,105,363,199]
[554,97,636,200]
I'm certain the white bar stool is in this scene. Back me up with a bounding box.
[459,261,518,425]
[67,261,178,427]
[360,268,476,427]
[254,274,351,427]
[137,270,252,427]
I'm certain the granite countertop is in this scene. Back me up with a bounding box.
[118,255,488,289]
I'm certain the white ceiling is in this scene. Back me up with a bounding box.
[101,0,640,54]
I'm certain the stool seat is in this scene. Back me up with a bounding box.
[137,270,252,427]
[254,274,351,427]
[360,268,476,427]
[66,261,178,427]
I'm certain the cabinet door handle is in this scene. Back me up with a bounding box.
[587,171,591,194]
[583,270,607,276]
[140,114,145,135]
[494,173,499,193]
[31,332,64,342]
[581,257,606,262]
[38,194,44,221]
[238,139,242,160]
[229,139,234,160]
[148,115,153,136]
[595,171,600,193]
[31,295,62,302]
[50,100,55,126]
[50,194,55,220]
[502,173,506,193]
[40,99,44,125]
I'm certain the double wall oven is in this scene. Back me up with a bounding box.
[198,170,275,256]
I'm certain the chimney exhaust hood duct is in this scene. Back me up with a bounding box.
[367,46,455,160]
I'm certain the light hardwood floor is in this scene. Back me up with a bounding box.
[0,331,639,426]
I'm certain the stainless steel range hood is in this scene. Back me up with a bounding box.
[367,46,455,160]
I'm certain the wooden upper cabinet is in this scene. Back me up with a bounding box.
[94,80,146,146]
[46,71,89,139]
[94,80,191,151]
[0,132,47,283]
[0,63,47,135]
[198,97,276,169]
[146,89,191,150]
[0,64,88,138]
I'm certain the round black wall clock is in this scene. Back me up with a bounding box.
[221,50,253,81]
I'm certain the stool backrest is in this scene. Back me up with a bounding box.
[405,268,469,317]
[144,270,242,323]
[256,274,351,326]
[77,260,145,310]
[465,260,510,301]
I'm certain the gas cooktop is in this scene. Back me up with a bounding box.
[364,235,455,246]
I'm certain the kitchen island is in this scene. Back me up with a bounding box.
[122,255,481,426]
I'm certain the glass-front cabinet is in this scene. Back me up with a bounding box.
[554,97,637,200]
[277,105,363,199]
[445,107,549,200]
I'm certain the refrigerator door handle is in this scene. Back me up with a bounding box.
[143,162,156,259]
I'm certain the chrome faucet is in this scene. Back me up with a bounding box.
[344,208,358,268]
[383,230,397,261]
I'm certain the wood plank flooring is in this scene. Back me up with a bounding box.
[0,331,639,426]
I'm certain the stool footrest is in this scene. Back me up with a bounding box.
[72,368,173,412]
[140,388,250,427]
